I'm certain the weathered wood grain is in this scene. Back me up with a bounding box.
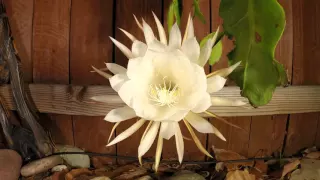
[162,0,210,161]
[70,0,116,164]
[285,0,320,155]
[32,0,73,145]
[114,0,162,163]
[0,84,319,116]
[248,0,293,157]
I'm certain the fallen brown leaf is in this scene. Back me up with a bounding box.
[281,159,300,178]
[65,168,93,180]
[305,151,320,159]
[212,147,254,171]
[226,170,255,180]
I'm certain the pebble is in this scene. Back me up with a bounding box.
[169,170,206,180]
[0,149,22,180]
[51,165,68,172]
[136,175,153,180]
[21,155,63,177]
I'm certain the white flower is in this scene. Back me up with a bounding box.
[91,13,244,171]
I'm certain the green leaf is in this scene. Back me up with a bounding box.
[275,60,289,86]
[193,0,206,24]
[167,0,183,32]
[220,0,287,106]
[199,31,224,48]
[209,40,223,65]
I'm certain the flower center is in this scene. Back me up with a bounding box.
[148,77,180,107]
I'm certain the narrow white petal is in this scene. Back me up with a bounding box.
[132,40,147,57]
[181,37,200,63]
[119,28,137,42]
[104,106,136,122]
[175,123,184,163]
[107,119,146,146]
[169,23,182,49]
[141,121,153,143]
[152,11,167,45]
[110,37,133,59]
[142,20,155,45]
[138,122,160,158]
[211,124,226,141]
[211,97,247,106]
[92,66,112,79]
[90,95,123,104]
[185,112,215,134]
[118,80,134,107]
[207,75,227,93]
[182,14,194,43]
[109,74,129,92]
[160,122,175,140]
[209,61,241,78]
[105,63,126,74]
[108,122,121,143]
[154,135,163,172]
[197,27,220,66]
[191,93,212,113]
[133,14,143,30]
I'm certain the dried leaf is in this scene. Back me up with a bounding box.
[65,168,92,180]
[290,159,320,180]
[305,151,320,159]
[226,170,255,180]
[56,145,90,168]
[91,177,111,180]
[281,159,300,178]
[212,147,254,171]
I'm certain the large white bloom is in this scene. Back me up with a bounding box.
[92,13,244,171]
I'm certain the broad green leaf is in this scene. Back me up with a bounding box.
[193,0,206,24]
[220,0,287,106]
[199,31,224,48]
[167,0,182,32]
[209,40,223,65]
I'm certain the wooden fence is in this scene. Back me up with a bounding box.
[2,0,320,162]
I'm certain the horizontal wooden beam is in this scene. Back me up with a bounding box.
[0,84,319,117]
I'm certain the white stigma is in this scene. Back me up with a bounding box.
[148,77,180,107]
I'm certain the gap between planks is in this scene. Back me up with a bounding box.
[0,84,319,117]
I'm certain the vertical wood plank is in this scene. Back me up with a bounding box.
[4,0,33,82]
[33,0,73,145]
[161,0,210,161]
[285,0,320,155]
[248,0,293,157]
[70,0,116,163]
[115,0,162,163]
[208,0,251,157]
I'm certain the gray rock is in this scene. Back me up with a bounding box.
[169,170,205,180]
[21,155,63,177]
[0,149,22,180]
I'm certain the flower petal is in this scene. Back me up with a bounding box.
[209,61,241,78]
[132,40,147,57]
[106,63,126,74]
[183,120,213,158]
[91,66,112,79]
[109,74,129,92]
[181,37,200,63]
[212,97,247,106]
[182,14,194,43]
[107,119,146,146]
[142,20,155,45]
[119,28,137,42]
[118,80,134,107]
[126,57,143,79]
[110,37,133,59]
[175,123,184,163]
[197,27,220,66]
[207,75,227,93]
[133,14,143,30]
[108,122,121,143]
[185,112,226,141]
[138,121,160,158]
[191,93,211,113]
[90,95,123,104]
[154,135,163,172]
[168,23,181,49]
[160,122,175,140]
[152,11,167,45]
[104,106,136,122]
[141,121,153,143]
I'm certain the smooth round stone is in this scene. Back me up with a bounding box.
[21,155,63,177]
[0,149,22,180]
